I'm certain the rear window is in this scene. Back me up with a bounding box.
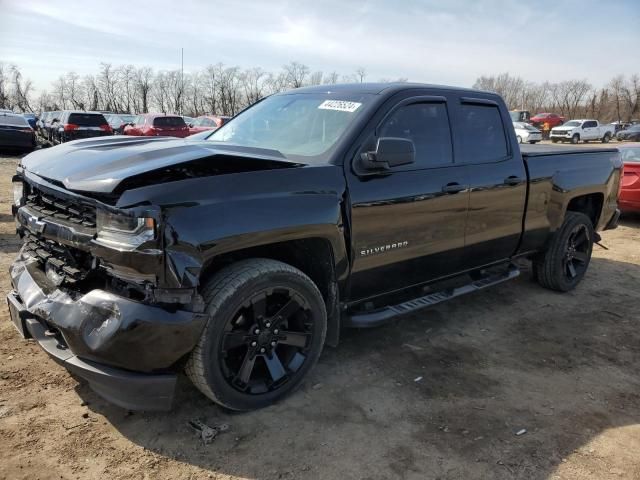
[458,103,508,164]
[68,113,107,126]
[153,116,186,128]
[0,115,29,127]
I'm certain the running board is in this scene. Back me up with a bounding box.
[344,265,520,328]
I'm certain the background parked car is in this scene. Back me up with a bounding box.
[0,113,37,151]
[22,113,37,129]
[513,122,542,144]
[188,115,229,135]
[616,124,640,142]
[618,143,640,213]
[105,113,136,134]
[550,119,615,144]
[53,111,112,143]
[123,113,189,138]
[530,112,565,128]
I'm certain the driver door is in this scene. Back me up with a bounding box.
[346,95,470,300]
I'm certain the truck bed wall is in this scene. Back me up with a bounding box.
[519,149,621,253]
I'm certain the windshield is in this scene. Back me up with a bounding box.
[207,93,373,161]
[563,121,581,127]
[627,125,640,131]
[509,112,521,122]
[622,148,640,162]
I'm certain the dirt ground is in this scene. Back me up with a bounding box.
[1,143,640,480]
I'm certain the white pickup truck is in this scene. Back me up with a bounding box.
[550,119,615,144]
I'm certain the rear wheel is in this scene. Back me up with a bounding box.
[571,134,580,144]
[186,258,327,411]
[551,139,558,143]
[533,212,594,292]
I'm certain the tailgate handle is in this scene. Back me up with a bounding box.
[441,183,467,194]
[504,176,524,186]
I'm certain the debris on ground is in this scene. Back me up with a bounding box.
[515,429,527,436]
[188,419,230,445]
[414,376,423,382]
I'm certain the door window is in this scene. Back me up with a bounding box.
[457,103,508,164]
[378,102,453,169]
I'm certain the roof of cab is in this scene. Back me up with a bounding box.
[281,82,495,96]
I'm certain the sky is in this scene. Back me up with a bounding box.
[0,0,638,94]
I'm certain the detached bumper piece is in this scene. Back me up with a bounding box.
[7,256,207,411]
[604,208,621,231]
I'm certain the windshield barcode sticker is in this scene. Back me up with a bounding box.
[318,100,362,113]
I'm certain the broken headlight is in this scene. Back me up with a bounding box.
[12,180,24,207]
[95,210,155,251]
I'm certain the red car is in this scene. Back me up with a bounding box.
[188,115,230,135]
[530,112,566,128]
[123,113,189,138]
[619,143,640,213]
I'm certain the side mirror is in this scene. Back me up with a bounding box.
[188,123,194,128]
[360,137,415,170]
[52,118,59,123]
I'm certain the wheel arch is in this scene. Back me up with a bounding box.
[199,237,343,347]
[566,192,604,228]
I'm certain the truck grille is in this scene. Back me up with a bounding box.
[25,186,96,228]
[23,233,92,285]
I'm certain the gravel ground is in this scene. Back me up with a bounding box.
[1,142,640,480]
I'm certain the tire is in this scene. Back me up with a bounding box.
[571,134,580,144]
[602,133,611,143]
[186,258,327,411]
[551,139,558,143]
[533,212,594,292]
[529,141,538,144]
[517,136,523,144]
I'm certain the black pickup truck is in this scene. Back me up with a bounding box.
[8,83,621,411]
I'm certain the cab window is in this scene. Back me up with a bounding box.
[378,102,453,169]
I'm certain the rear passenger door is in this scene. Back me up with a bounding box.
[583,120,598,140]
[347,95,470,300]
[452,97,528,269]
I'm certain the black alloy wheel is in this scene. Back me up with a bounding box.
[563,223,590,281]
[186,258,327,411]
[220,287,314,395]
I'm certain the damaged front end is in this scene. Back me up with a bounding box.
[8,171,207,410]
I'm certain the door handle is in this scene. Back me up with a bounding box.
[442,183,467,194]
[503,176,524,186]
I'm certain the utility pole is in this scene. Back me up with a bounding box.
[180,47,184,115]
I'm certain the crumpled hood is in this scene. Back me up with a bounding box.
[21,136,299,193]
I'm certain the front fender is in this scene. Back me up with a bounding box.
[123,165,348,290]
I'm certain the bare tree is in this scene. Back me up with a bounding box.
[283,61,309,88]
[355,67,367,83]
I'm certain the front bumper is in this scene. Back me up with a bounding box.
[8,255,208,410]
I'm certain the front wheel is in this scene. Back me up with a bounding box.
[517,136,523,144]
[602,133,611,143]
[571,134,580,144]
[533,212,594,292]
[186,258,327,411]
